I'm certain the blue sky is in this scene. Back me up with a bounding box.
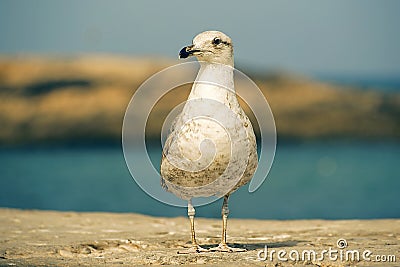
[0,0,399,77]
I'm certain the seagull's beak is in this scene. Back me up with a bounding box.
[179,45,201,59]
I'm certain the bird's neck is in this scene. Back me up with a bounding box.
[188,62,237,105]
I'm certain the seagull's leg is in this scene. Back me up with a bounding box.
[210,194,246,252]
[177,199,207,254]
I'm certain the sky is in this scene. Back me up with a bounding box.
[0,0,399,77]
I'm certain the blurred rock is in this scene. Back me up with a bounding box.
[0,55,399,146]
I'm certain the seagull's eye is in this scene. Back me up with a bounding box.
[212,37,221,45]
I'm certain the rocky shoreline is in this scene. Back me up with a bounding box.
[0,56,399,147]
[0,208,398,266]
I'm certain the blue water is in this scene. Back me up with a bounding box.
[313,74,400,92]
[0,142,399,219]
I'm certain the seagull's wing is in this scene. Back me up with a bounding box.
[160,111,182,190]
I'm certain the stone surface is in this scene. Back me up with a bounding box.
[0,208,398,266]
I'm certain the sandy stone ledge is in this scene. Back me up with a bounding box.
[0,208,398,266]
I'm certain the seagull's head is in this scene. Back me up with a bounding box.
[179,31,234,66]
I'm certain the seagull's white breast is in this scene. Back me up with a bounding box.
[161,63,258,200]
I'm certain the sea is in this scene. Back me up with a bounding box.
[0,141,399,220]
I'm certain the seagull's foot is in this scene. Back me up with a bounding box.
[177,244,208,254]
[209,243,246,252]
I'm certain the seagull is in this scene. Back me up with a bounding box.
[160,30,258,253]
